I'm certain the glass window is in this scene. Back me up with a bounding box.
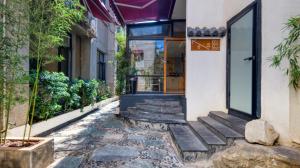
[128,24,171,37]
[129,40,164,92]
[97,51,106,81]
[173,21,186,37]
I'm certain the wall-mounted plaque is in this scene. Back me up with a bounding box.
[191,39,220,51]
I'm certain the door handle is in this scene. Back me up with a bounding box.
[243,56,255,61]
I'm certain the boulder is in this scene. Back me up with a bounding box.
[212,140,300,168]
[245,119,279,146]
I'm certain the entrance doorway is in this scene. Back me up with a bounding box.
[164,38,186,94]
[227,1,261,119]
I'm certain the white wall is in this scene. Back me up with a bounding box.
[186,0,227,121]
[261,0,300,145]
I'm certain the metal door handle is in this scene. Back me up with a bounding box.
[243,56,255,61]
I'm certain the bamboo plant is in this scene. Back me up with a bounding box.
[0,0,84,145]
[0,0,29,144]
[271,16,300,89]
[22,0,84,143]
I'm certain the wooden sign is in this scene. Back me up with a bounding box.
[191,39,220,51]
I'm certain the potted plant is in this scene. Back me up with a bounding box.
[0,0,84,167]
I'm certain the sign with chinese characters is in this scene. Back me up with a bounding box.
[191,39,221,51]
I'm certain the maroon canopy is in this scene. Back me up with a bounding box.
[110,0,176,25]
[82,0,115,23]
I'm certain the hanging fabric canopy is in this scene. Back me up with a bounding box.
[82,0,116,23]
[109,0,176,25]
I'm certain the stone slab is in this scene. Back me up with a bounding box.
[90,145,140,162]
[49,156,84,168]
[199,117,243,139]
[209,111,248,134]
[169,125,208,152]
[189,121,226,146]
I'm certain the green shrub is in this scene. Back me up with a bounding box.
[30,71,70,121]
[78,79,99,107]
[65,80,83,111]
[30,71,113,122]
[97,80,112,101]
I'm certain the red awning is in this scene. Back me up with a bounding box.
[110,0,176,25]
[82,0,116,23]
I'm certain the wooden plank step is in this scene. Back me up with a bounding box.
[189,121,226,146]
[208,111,248,135]
[169,125,209,162]
[198,117,244,142]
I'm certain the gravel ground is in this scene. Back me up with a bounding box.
[47,101,210,168]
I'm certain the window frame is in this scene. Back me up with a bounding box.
[97,50,106,81]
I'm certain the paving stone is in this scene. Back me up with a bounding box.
[120,160,154,168]
[101,119,124,128]
[127,135,146,143]
[142,149,168,160]
[90,145,140,162]
[49,156,84,168]
[102,134,123,143]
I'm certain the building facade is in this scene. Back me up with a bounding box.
[186,0,300,145]
[117,0,300,146]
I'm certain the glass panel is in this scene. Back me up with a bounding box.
[128,24,171,37]
[129,40,164,92]
[166,40,185,93]
[173,21,186,37]
[230,10,253,114]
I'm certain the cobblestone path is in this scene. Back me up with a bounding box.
[47,101,204,168]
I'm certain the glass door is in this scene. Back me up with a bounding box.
[228,4,256,117]
[164,38,186,94]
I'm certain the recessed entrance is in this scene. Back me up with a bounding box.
[127,21,186,95]
[164,38,186,94]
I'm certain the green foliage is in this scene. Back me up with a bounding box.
[115,30,130,95]
[79,80,99,107]
[30,71,111,122]
[271,16,300,89]
[30,71,70,121]
[97,81,112,101]
[65,80,83,110]
[24,0,85,141]
[29,0,85,65]
[0,0,30,143]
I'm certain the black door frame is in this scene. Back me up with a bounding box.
[226,0,261,120]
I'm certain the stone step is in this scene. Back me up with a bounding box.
[121,111,186,124]
[128,108,184,117]
[208,111,248,135]
[169,125,209,162]
[144,99,181,106]
[135,103,183,114]
[198,117,244,143]
[188,121,226,152]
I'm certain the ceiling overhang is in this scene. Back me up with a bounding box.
[110,0,176,25]
[82,0,116,23]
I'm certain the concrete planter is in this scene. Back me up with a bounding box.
[0,137,54,168]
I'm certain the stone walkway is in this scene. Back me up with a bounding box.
[47,101,207,168]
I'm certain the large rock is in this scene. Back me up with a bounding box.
[212,140,300,168]
[245,119,279,145]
